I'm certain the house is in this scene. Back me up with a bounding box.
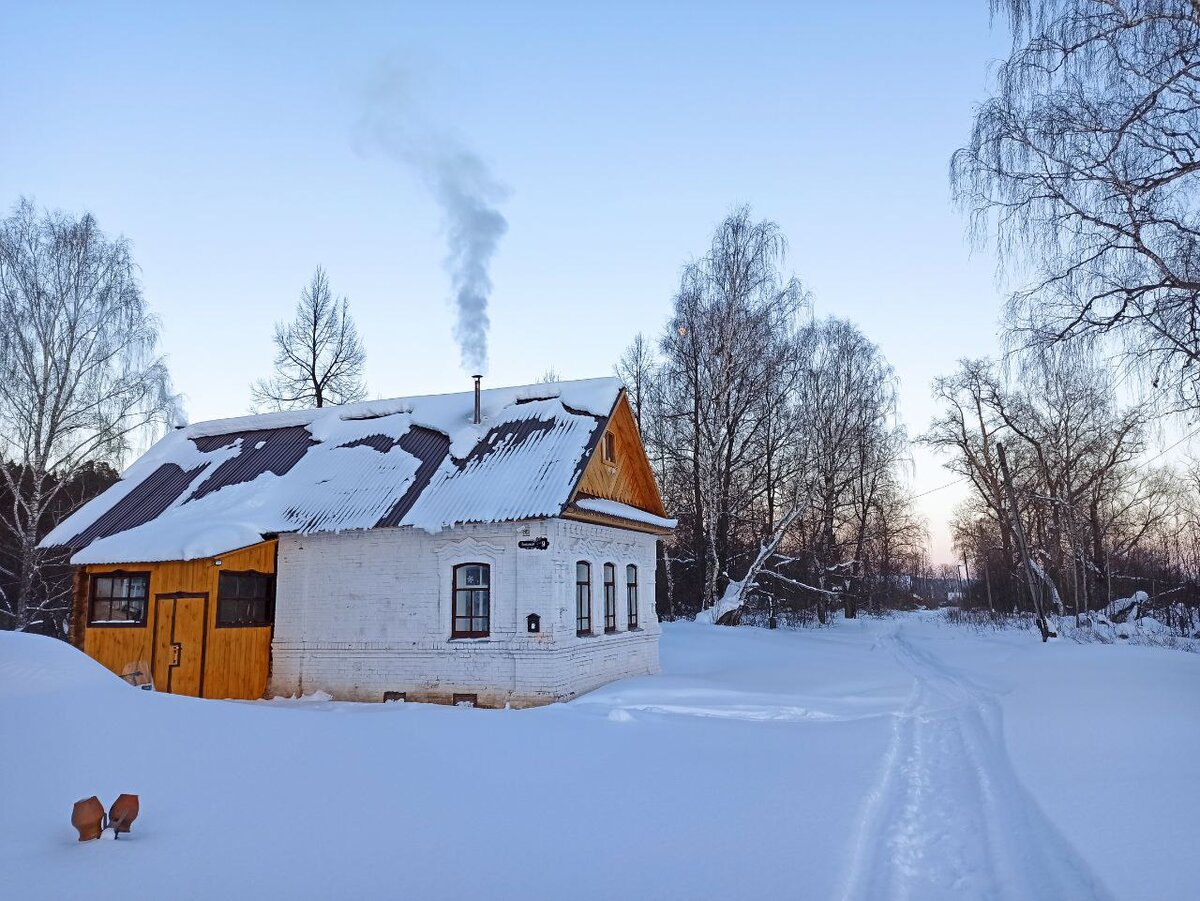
[41,377,674,707]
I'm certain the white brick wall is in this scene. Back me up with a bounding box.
[268,519,660,706]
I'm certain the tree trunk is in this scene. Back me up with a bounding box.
[660,542,675,622]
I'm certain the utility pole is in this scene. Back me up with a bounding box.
[977,521,994,612]
[1066,503,1088,626]
[997,442,1053,641]
[1106,548,1113,618]
[961,552,971,606]
[982,555,994,612]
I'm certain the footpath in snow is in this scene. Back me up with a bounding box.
[843,626,1112,901]
[1,613,1196,900]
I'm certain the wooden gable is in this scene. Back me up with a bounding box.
[565,391,669,532]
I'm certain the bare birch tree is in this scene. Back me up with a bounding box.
[954,0,1200,412]
[0,199,177,632]
[923,350,1195,628]
[252,267,367,410]
[656,208,808,613]
[709,318,906,623]
[922,359,1026,607]
[621,210,919,625]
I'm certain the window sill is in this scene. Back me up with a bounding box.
[449,635,492,641]
[576,631,595,638]
[604,627,618,634]
[87,620,147,628]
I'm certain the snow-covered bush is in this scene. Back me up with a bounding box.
[1065,609,1199,653]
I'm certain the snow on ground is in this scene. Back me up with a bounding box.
[2,614,1197,900]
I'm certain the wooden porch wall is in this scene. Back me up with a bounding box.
[79,540,276,700]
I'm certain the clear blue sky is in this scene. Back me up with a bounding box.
[0,1,1015,563]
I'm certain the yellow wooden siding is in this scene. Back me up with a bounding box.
[152,594,207,696]
[150,597,176,692]
[80,540,276,700]
[573,393,668,518]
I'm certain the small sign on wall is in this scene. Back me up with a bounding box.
[518,537,549,550]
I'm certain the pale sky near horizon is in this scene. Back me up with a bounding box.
[1,1,1049,563]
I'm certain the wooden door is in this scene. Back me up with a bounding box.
[152,594,208,697]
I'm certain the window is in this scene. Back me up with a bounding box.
[89,573,149,625]
[217,571,275,626]
[603,562,617,632]
[603,431,616,463]
[627,564,639,629]
[452,563,490,638]
[575,561,592,636]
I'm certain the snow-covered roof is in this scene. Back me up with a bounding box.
[571,497,677,531]
[43,378,624,564]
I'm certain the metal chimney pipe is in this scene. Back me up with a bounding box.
[472,375,482,424]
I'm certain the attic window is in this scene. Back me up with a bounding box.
[603,431,616,463]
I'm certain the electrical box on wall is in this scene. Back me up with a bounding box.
[526,613,541,633]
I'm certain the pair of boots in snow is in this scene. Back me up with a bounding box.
[71,794,138,841]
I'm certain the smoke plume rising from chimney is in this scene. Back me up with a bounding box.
[357,62,508,374]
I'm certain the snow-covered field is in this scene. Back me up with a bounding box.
[2,614,1197,900]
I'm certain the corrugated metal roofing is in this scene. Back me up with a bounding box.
[41,378,624,564]
[375,427,453,528]
[188,427,316,501]
[65,462,207,551]
[403,403,605,529]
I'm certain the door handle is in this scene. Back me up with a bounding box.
[170,643,182,667]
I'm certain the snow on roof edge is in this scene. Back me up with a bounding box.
[573,497,677,530]
[65,510,570,565]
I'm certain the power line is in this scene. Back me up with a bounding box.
[1132,426,1200,471]
[912,476,969,500]
[911,416,1194,507]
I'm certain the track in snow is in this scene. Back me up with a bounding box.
[841,626,1114,901]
